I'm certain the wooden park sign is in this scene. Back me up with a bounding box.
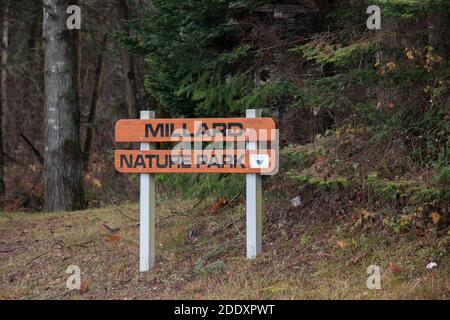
[115,110,278,271]
[115,149,276,174]
[115,118,276,142]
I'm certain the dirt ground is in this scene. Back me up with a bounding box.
[0,198,448,300]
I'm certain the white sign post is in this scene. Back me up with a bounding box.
[132,109,272,271]
[139,110,156,272]
[246,109,263,259]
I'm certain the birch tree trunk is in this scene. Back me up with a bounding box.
[43,0,84,211]
[0,0,10,199]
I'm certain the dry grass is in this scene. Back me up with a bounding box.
[0,198,448,300]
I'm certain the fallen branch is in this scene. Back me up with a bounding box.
[111,275,134,289]
[104,187,138,222]
[65,239,95,249]
[102,223,120,233]
[9,249,52,282]
[9,239,95,282]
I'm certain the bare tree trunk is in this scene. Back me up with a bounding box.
[83,34,107,171]
[43,0,84,211]
[73,0,82,101]
[0,0,10,199]
[428,2,450,57]
[117,0,138,119]
[27,7,40,66]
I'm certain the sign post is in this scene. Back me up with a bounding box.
[115,111,278,271]
[246,109,262,259]
[139,110,156,272]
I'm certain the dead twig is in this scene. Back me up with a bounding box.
[9,238,95,282]
[102,223,120,233]
[229,208,244,238]
[9,249,52,282]
[104,187,138,222]
[111,275,134,289]
[159,199,203,222]
[65,239,95,249]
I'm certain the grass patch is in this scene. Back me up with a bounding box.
[0,198,448,299]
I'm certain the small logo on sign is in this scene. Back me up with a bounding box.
[250,154,270,169]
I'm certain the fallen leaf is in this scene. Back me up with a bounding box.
[175,225,185,235]
[431,212,440,224]
[386,62,396,70]
[336,240,346,249]
[107,234,122,244]
[92,178,102,189]
[207,197,229,215]
[389,262,403,273]
[406,49,414,60]
[80,279,89,293]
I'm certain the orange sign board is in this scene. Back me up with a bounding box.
[115,150,276,174]
[115,118,276,142]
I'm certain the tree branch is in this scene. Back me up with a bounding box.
[16,122,43,165]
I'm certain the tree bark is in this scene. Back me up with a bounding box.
[83,34,107,171]
[43,0,84,211]
[117,0,138,119]
[17,123,44,165]
[73,0,81,102]
[428,2,450,57]
[0,0,10,199]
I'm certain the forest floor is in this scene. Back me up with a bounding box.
[0,197,448,300]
